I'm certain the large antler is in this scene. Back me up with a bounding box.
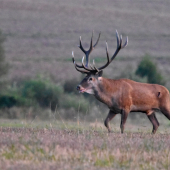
[98,30,128,70]
[72,30,128,74]
[72,31,101,70]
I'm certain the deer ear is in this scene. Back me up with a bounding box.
[97,70,103,77]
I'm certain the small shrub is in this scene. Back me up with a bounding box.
[0,95,17,108]
[135,55,165,85]
[22,79,63,110]
[0,92,33,109]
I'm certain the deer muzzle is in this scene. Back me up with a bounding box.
[77,85,86,93]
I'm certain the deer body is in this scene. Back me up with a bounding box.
[72,30,170,134]
[90,77,170,113]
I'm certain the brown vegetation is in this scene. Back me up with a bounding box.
[0,122,169,170]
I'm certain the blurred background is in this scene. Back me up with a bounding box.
[0,0,170,126]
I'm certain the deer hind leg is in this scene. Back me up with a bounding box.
[104,110,117,133]
[160,107,170,120]
[120,109,129,134]
[147,112,159,134]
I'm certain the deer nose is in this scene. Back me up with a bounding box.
[77,85,80,91]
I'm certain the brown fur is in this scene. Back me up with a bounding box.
[78,77,170,134]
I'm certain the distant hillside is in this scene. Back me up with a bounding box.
[0,0,170,84]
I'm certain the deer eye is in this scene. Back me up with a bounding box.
[89,77,93,81]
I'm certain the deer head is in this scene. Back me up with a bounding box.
[72,30,128,94]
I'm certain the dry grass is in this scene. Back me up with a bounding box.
[0,119,169,170]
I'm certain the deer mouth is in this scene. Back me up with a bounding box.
[79,88,86,93]
[79,88,94,94]
[77,85,86,93]
[77,85,94,94]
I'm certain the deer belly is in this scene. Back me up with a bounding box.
[130,104,156,112]
[109,107,122,113]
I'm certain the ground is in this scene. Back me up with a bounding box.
[0,119,169,170]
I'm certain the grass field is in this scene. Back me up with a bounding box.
[0,1,170,169]
[0,119,169,170]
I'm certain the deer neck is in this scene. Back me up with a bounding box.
[93,77,114,106]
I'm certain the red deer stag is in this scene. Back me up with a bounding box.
[72,30,170,134]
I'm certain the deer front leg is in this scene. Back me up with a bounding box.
[120,109,129,133]
[104,110,116,133]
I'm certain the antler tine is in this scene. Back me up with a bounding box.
[105,41,110,62]
[82,56,95,72]
[109,30,127,61]
[89,64,94,70]
[93,60,99,72]
[79,36,86,54]
[72,51,84,68]
[120,35,123,48]
[72,52,90,74]
[108,30,122,62]
[72,51,76,64]
[97,30,128,71]
[74,62,90,74]
[98,41,110,70]
[93,32,101,48]
[78,32,101,67]
[116,30,120,48]
[122,36,128,48]
[88,31,93,54]
[88,31,101,55]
